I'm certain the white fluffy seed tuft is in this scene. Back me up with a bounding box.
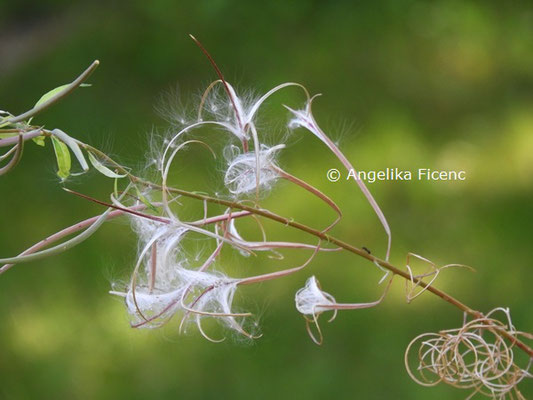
[295,276,336,316]
[224,144,284,195]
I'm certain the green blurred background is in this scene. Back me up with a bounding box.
[1,1,532,399]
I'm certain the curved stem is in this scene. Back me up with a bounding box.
[3,61,99,125]
[0,134,23,175]
[0,128,44,148]
[0,203,156,275]
[189,35,244,132]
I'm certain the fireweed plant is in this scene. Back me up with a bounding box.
[1,36,532,399]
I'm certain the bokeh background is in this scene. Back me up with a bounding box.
[1,1,532,399]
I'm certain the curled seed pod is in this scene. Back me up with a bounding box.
[405,308,532,399]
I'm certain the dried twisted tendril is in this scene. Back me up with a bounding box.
[404,252,474,303]
[405,308,532,399]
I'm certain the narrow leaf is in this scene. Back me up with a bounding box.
[51,136,71,180]
[51,129,88,171]
[88,151,126,178]
[34,83,91,109]
[136,186,158,212]
[29,84,91,123]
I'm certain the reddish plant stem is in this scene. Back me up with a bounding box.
[134,179,532,358]
[0,204,148,274]
[69,147,533,358]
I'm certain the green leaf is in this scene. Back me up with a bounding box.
[136,186,158,212]
[88,151,126,178]
[51,136,71,180]
[34,83,92,109]
[52,129,88,172]
[0,112,12,128]
[29,84,91,123]
[32,135,46,146]
[35,84,69,108]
